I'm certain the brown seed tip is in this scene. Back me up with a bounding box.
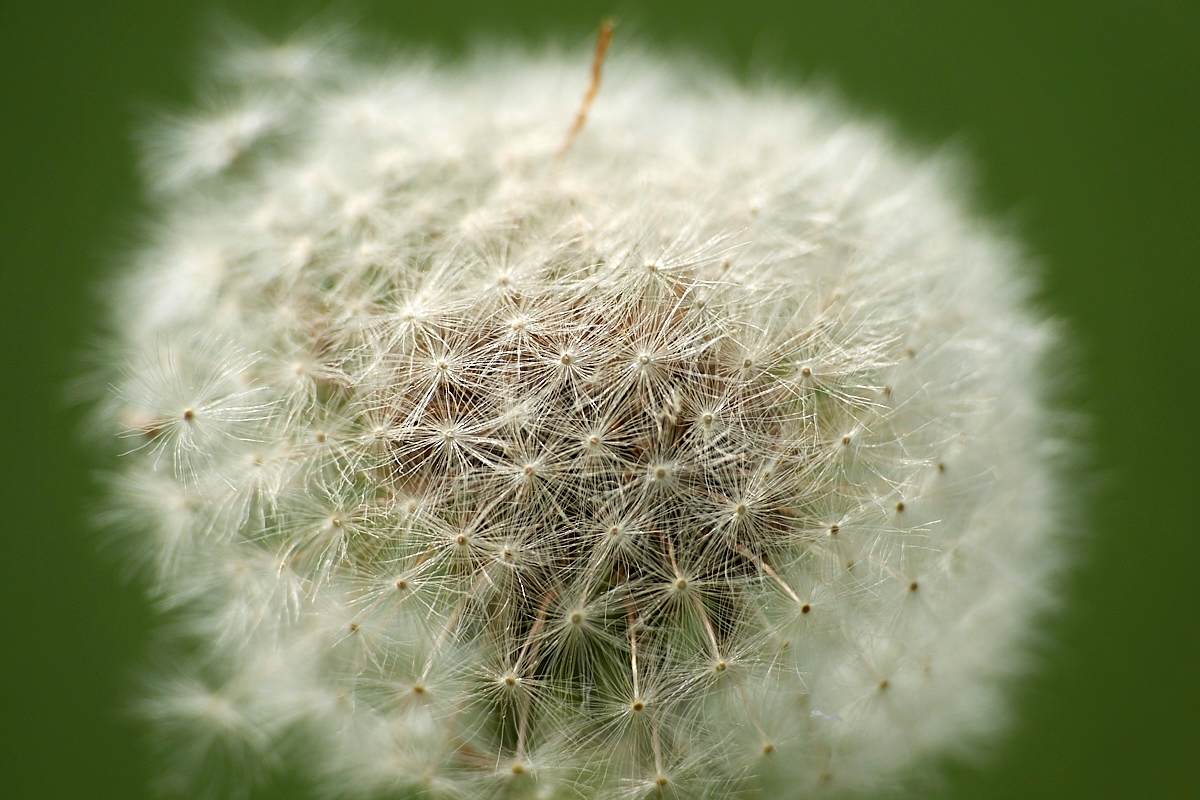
[557,19,615,159]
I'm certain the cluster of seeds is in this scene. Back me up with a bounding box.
[95,28,1068,800]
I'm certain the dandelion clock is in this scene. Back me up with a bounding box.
[91,22,1075,799]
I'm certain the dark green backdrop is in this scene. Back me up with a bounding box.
[3,1,1197,798]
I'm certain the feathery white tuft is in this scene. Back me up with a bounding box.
[92,26,1073,799]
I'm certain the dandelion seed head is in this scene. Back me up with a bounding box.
[91,24,1074,800]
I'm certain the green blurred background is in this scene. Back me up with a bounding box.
[2,1,1197,797]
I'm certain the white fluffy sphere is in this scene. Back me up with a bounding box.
[95,28,1071,799]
